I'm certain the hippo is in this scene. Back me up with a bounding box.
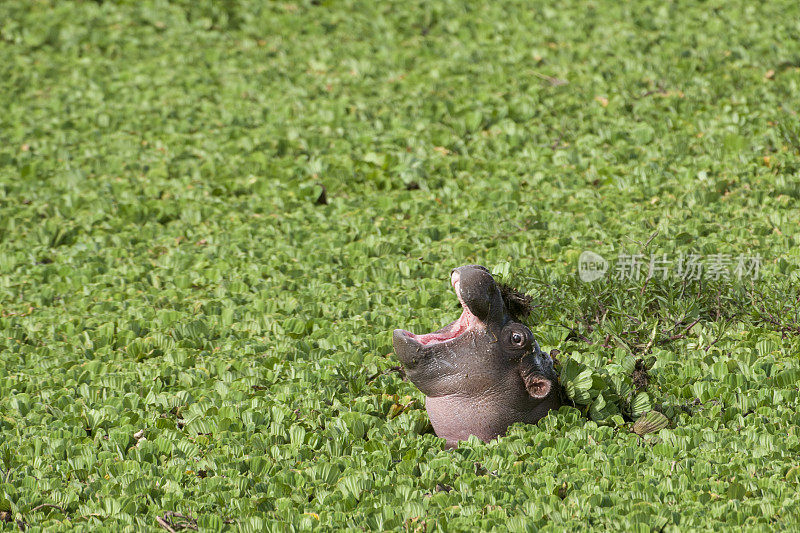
[393,265,561,447]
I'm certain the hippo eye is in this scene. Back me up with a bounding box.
[502,324,532,352]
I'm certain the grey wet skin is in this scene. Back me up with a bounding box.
[393,265,561,448]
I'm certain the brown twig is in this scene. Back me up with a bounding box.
[639,275,650,295]
[624,314,642,325]
[560,323,594,344]
[660,315,688,336]
[30,504,67,514]
[629,230,658,252]
[602,334,612,349]
[161,512,198,531]
[156,516,177,533]
[531,70,568,86]
[549,132,565,150]
[704,337,722,353]
[663,318,702,342]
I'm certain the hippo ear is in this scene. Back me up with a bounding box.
[520,361,552,399]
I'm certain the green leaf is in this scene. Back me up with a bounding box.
[633,411,670,436]
[631,393,652,418]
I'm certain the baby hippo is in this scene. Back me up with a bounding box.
[393,265,560,447]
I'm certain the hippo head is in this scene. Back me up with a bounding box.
[393,265,561,447]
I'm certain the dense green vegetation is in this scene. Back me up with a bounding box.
[2,0,800,530]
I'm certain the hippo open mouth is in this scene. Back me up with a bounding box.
[395,314,470,346]
[395,268,481,346]
[395,303,477,346]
